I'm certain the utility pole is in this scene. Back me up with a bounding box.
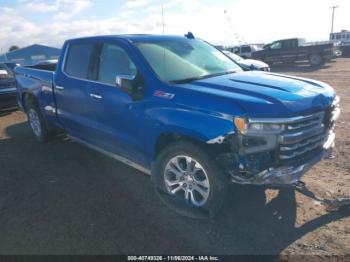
[330,5,339,34]
[224,10,244,48]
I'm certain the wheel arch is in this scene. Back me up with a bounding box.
[22,92,38,111]
[153,131,235,161]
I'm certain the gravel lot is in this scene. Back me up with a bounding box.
[0,59,349,256]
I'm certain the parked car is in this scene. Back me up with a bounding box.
[340,43,350,57]
[4,62,19,71]
[0,63,17,111]
[15,34,340,218]
[252,38,339,66]
[223,51,270,71]
[228,44,262,59]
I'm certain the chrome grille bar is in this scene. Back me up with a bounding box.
[279,135,325,159]
[278,111,327,160]
[279,125,324,144]
[280,133,324,151]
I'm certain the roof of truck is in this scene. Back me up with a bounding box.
[67,34,191,43]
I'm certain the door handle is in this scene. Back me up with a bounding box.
[56,85,64,91]
[90,93,102,99]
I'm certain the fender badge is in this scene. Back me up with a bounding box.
[153,90,175,100]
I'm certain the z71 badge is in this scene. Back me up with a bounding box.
[153,90,175,100]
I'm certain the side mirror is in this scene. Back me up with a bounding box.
[115,73,144,100]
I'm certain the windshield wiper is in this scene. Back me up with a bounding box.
[171,76,207,84]
[171,70,237,84]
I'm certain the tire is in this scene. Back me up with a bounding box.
[152,140,229,219]
[25,99,53,143]
[309,54,323,66]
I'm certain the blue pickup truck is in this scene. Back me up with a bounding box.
[15,34,340,217]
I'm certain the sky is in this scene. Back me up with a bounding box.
[0,0,349,53]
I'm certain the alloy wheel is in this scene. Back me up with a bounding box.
[28,108,42,137]
[164,155,210,207]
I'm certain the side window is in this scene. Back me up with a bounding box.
[282,41,289,49]
[282,41,295,49]
[97,44,137,85]
[65,43,94,79]
[270,42,282,49]
[241,46,251,53]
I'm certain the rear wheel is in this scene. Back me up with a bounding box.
[309,54,323,66]
[152,141,229,219]
[25,99,53,143]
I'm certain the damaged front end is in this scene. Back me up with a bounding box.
[214,96,341,186]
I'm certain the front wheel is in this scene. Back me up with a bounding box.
[309,54,323,66]
[152,141,229,219]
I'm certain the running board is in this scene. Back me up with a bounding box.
[68,135,151,175]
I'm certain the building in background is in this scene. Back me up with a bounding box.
[330,30,350,44]
[0,44,61,65]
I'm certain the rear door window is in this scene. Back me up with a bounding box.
[64,43,94,79]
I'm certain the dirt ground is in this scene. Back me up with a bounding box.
[0,58,349,257]
[270,58,350,257]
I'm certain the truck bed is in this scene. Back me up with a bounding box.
[15,65,57,124]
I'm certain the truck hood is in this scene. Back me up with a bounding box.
[183,71,335,117]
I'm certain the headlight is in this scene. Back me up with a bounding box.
[249,123,283,131]
[260,67,270,72]
[234,117,284,134]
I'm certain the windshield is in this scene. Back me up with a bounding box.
[135,39,242,83]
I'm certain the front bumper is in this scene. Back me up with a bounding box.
[234,131,335,185]
[228,96,340,186]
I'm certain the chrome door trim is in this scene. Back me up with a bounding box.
[90,93,102,99]
[68,135,151,175]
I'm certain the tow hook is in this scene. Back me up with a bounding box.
[293,181,350,211]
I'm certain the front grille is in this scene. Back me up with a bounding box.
[278,111,326,163]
